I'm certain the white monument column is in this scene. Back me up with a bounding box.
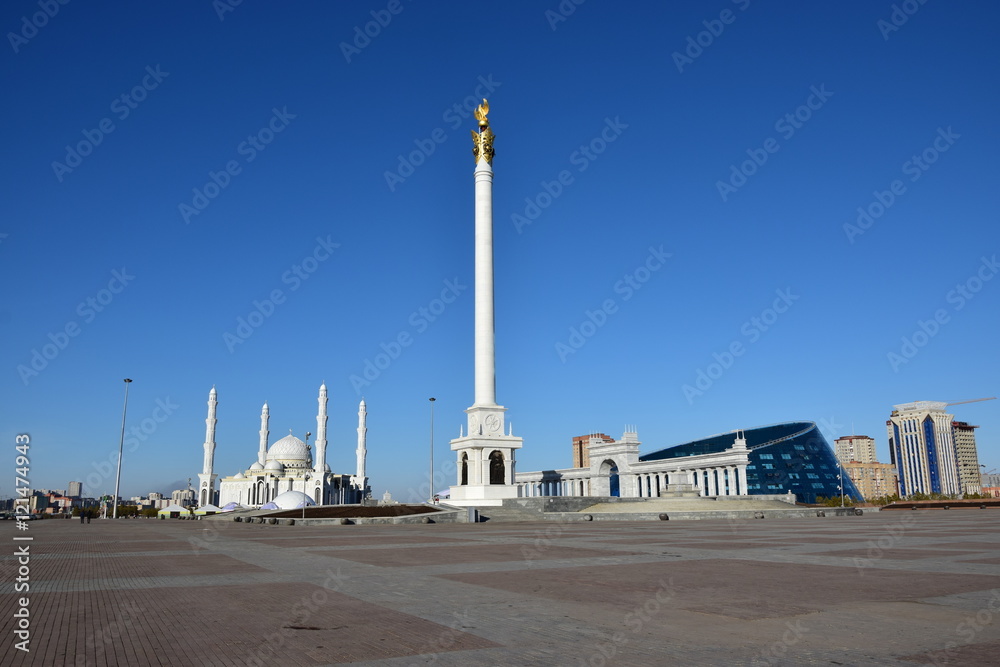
[449,99,523,507]
[474,156,496,407]
[197,387,218,506]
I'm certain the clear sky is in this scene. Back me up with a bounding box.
[3,1,998,501]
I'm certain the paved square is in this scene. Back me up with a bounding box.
[2,511,999,665]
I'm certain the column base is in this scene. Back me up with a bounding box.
[446,484,520,507]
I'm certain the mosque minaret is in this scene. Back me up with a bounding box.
[257,402,269,467]
[197,386,219,506]
[356,399,368,480]
[354,399,367,491]
[314,383,328,478]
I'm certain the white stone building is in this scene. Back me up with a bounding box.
[197,385,370,508]
[515,430,751,499]
[886,401,960,496]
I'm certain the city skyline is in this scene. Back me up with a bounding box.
[3,2,998,501]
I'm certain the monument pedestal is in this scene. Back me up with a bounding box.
[659,483,701,499]
[448,404,522,507]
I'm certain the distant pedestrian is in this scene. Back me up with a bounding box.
[86,512,91,524]
[80,513,84,524]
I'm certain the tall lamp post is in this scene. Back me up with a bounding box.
[838,470,845,508]
[429,398,436,502]
[303,432,311,520]
[302,473,311,520]
[112,378,132,519]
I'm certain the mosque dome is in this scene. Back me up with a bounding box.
[233,472,245,479]
[269,490,315,510]
[248,461,264,472]
[264,460,284,473]
[267,434,310,465]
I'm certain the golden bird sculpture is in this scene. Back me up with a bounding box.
[474,99,489,127]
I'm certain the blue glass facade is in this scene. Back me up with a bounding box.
[923,417,940,494]
[639,421,863,504]
[891,423,906,496]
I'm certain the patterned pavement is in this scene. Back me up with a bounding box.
[1,510,998,666]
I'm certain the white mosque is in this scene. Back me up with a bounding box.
[197,384,370,509]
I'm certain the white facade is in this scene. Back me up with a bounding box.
[515,430,750,499]
[886,401,960,496]
[199,385,369,507]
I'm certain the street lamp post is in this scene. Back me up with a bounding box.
[838,470,845,508]
[429,398,436,502]
[302,473,311,521]
[112,378,132,519]
[303,432,311,520]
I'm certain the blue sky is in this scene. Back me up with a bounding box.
[3,1,998,501]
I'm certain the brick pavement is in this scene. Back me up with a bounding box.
[1,511,998,665]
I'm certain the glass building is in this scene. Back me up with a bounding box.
[640,421,863,504]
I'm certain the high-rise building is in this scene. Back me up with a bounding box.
[68,481,82,498]
[171,487,196,506]
[982,473,1000,498]
[842,461,898,500]
[951,421,981,495]
[886,401,960,496]
[572,433,614,468]
[833,435,877,464]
